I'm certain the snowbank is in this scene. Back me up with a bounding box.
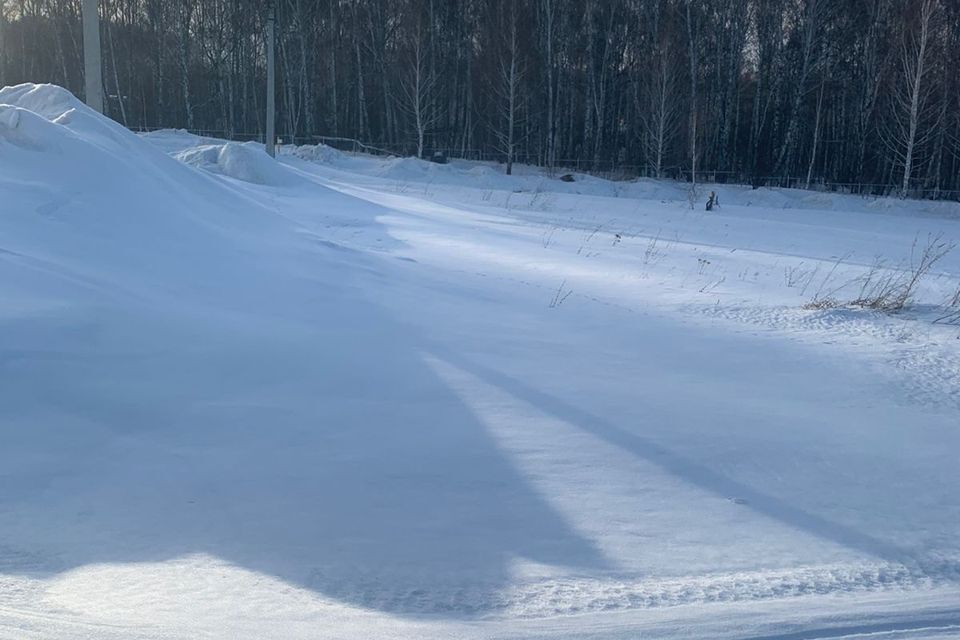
[272,138,960,219]
[0,83,142,154]
[0,103,60,151]
[288,142,350,165]
[0,83,193,191]
[0,84,304,304]
[176,141,302,187]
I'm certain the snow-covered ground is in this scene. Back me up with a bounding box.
[2,84,959,639]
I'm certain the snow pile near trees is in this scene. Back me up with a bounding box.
[0,83,312,302]
[0,83,152,170]
[288,142,351,165]
[0,82,224,202]
[176,141,303,187]
[0,83,132,152]
[279,140,960,219]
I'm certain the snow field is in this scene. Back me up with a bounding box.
[1,84,959,639]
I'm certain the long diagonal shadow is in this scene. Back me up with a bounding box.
[426,345,952,577]
[0,172,615,618]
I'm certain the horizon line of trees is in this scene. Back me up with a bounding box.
[1,0,959,198]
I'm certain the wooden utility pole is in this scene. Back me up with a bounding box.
[82,0,103,113]
[266,1,276,157]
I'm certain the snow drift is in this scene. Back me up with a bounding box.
[176,141,303,186]
[0,84,314,306]
[0,83,133,152]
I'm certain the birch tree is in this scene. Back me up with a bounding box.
[539,0,557,169]
[882,0,942,196]
[639,18,682,178]
[774,0,830,178]
[685,0,698,202]
[398,37,439,158]
[490,0,525,174]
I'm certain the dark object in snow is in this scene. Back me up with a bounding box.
[559,173,576,183]
[431,151,447,164]
[706,191,718,211]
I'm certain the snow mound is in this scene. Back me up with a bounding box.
[0,82,214,195]
[0,83,139,153]
[0,104,62,151]
[288,143,349,165]
[0,84,299,296]
[176,141,300,186]
[0,89,137,194]
[376,156,437,180]
[0,83,84,120]
[139,128,223,155]
[0,84,98,142]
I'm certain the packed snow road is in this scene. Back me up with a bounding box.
[1,84,959,639]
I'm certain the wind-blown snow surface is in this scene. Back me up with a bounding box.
[2,85,959,639]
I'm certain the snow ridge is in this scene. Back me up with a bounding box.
[305,560,960,619]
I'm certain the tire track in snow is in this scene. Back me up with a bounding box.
[740,618,960,640]
[307,560,960,619]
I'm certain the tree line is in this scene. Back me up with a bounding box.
[1,0,959,198]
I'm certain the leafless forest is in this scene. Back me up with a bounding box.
[2,0,959,197]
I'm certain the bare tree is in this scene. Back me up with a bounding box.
[639,22,682,179]
[882,0,942,197]
[748,0,787,185]
[491,0,526,175]
[774,0,830,177]
[539,0,558,170]
[804,75,826,189]
[684,0,698,203]
[398,36,440,159]
[853,0,892,183]
[176,0,195,130]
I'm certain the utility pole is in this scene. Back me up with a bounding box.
[265,1,276,157]
[81,0,103,113]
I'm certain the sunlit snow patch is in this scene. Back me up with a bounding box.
[176,141,301,187]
